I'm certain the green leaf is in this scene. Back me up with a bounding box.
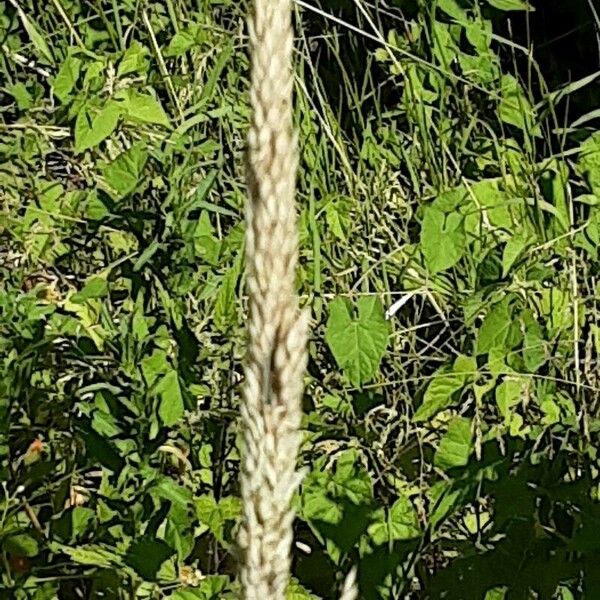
[428,482,462,530]
[486,0,532,10]
[469,180,514,232]
[325,297,389,386]
[413,355,474,422]
[71,507,94,538]
[142,349,169,387]
[117,90,170,127]
[496,377,526,420]
[157,370,184,426]
[300,450,373,563]
[167,577,230,599]
[432,21,458,68]
[324,195,353,241]
[52,55,82,103]
[169,589,202,600]
[578,132,600,196]
[437,0,469,23]
[4,534,39,557]
[477,298,512,354]
[134,239,161,272]
[118,42,149,76]
[413,373,463,423]
[125,538,174,580]
[521,310,546,372]
[195,495,240,545]
[541,287,571,335]
[152,477,192,508]
[485,588,507,600]
[71,277,108,304]
[9,83,33,110]
[84,190,109,220]
[51,543,122,567]
[498,75,538,134]
[556,586,575,600]
[74,101,121,153]
[199,41,233,103]
[421,205,466,274]
[214,260,240,332]
[194,212,221,265]
[91,408,120,438]
[368,496,420,544]
[465,19,493,52]
[453,354,477,376]
[101,142,147,200]
[502,230,533,276]
[331,449,374,503]
[287,579,320,599]
[435,417,473,470]
[164,516,194,561]
[540,397,560,426]
[164,30,197,57]
[15,7,54,64]
[302,450,373,524]
[82,60,105,91]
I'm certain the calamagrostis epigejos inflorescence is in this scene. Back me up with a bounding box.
[239,1,358,598]
[239,0,307,598]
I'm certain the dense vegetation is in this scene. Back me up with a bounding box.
[1,0,600,597]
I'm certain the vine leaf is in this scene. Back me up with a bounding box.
[325,297,389,387]
[435,417,473,470]
[413,355,475,422]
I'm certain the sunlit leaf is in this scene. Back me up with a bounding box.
[157,370,184,426]
[435,417,473,470]
[325,297,389,387]
[75,102,121,153]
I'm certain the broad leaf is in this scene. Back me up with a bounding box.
[4,534,39,557]
[52,55,82,103]
[301,450,373,525]
[117,90,170,127]
[368,496,420,544]
[477,298,512,354]
[157,370,184,426]
[421,205,466,274]
[502,230,533,276]
[435,417,473,470]
[164,29,198,57]
[413,355,475,422]
[521,310,546,372]
[71,277,108,304]
[118,42,149,76]
[578,132,600,196]
[325,297,389,386]
[496,377,527,420]
[498,75,539,134]
[101,142,147,200]
[125,538,174,580]
[141,349,169,387]
[75,102,121,153]
[152,477,192,508]
[287,579,320,599]
[195,495,240,545]
[437,0,469,23]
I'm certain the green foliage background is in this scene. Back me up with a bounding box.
[1,0,600,598]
